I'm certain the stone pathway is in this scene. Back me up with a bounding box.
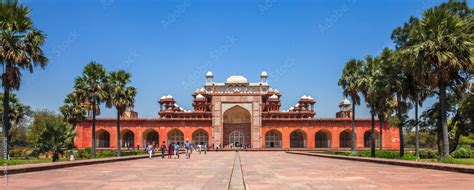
[3,152,234,190]
[2,151,474,189]
[239,152,474,189]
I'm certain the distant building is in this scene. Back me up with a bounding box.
[75,72,400,149]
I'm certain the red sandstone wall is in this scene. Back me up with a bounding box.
[261,119,400,149]
[75,118,400,149]
[75,119,212,149]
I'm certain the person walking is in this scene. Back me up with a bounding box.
[174,142,180,159]
[168,143,173,159]
[184,139,191,159]
[204,143,208,155]
[160,141,167,159]
[147,143,154,159]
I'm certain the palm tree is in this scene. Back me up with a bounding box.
[406,5,473,158]
[105,70,136,157]
[338,59,364,152]
[0,1,48,157]
[74,62,108,158]
[370,52,394,151]
[0,92,31,150]
[360,55,380,158]
[380,49,411,157]
[406,66,432,159]
[59,91,87,129]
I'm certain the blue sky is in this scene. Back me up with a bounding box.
[16,0,449,118]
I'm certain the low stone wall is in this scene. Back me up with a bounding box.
[1,154,158,175]
[286,151,474,174]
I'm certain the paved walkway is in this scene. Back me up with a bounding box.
[2,152,474,189]
[239,152,474,189]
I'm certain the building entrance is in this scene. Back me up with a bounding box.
[223,106,251,148]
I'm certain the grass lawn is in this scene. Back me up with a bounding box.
[0,158,68,166]
[323,150,474,166]
[421,158,474,165]
[0,150,149,166]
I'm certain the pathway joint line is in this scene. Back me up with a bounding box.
[229,151,245,190]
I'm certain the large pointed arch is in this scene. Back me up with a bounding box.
[223,105,251,148]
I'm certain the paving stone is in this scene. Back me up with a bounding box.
[2,151,474,189]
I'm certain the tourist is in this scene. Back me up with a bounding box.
[147,143,154,159]
[184,139,191,159]
[168,143,173,159]
[160,141,167,159]
[204,143,208,155]
[197,143,202,154]
[174,142,180,159]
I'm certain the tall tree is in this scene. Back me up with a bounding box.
[380,49,411,157]
[0,92,31,150]
[0,0,48,158]
[29,110,75,162]
[406,2,473,158]
[360,55,381,157]
[59,91,87,149]
[74,62,107,158]
[105,70,136,157]
[370,52,394,151]
[59,91,87,129]
[338,59,364,152]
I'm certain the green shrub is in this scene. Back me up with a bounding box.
[64,149,79,159]
[25,149,40,159]
[121,150,143,156]
[375,151,399,159]
[419,149,439,159]
[333,151,350,156]
[349,151,359,156]
[357,150,371,157]
[439,155,456,164]
[401,154,417,160]
[77,149,91,159]
[10,149,24,157]
[97,150,114,158]
[450,148,472,158]
[84,148,92,154]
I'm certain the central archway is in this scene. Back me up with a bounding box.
[223,106,251,148]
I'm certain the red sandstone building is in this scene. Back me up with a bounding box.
[75,72,400,149]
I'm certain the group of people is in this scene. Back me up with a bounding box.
[145,139,208,159]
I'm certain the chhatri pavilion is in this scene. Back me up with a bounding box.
[74,71,400,149]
